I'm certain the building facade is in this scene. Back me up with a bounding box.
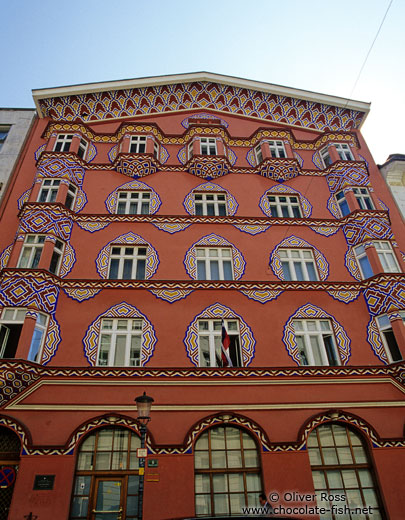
[0,73,404,520]
[379,154,405,219]
[0,108,36,202]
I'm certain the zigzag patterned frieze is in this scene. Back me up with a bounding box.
[39,81,365,131]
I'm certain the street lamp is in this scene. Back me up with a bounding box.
[135,391,154,520]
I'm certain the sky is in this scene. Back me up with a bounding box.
[1,0,403,165]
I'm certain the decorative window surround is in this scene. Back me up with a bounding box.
[259,185,312,218]
[375,313,404,363]
[105,180,161,215]
[292,319,340,366]
[183,182,238,216]
[197,319,242,367]
[279,249,319,281]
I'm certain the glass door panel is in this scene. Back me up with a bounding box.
[91,478,124,520]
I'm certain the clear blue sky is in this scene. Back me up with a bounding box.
[2,0,403,164]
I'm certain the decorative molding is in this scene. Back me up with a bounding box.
[37,156,85,186]
[283,303,351,365]
[0,245,12,270]
[152,222,191,233]
[62,287,102,302]
[363,280,405,317]
[76,221,110,232]
[259,185,312,218]
[184,302,256,367]
[183,181,238,216]
[233,224,271,235]
[149,289,194,303]
[184,234,246,281]
[95,232,159,279]
[0,275,59,315]
[105,179,161,214]
[19,208,73,240]
[326,290,361,303]
[343,215,393,246]
[82,302,157,366]
[240,289,283,304]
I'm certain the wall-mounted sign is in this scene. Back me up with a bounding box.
[137,448,147,458]
[0,467,16,488]
[148,459,158,468]
[33,475,55,490]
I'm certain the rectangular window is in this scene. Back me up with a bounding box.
[335,143,354,161]
[194,192,227,216]
[255,144,263,164]
[0,308,26,359]
[320,147,332,168]
[196,248,233,280]
[373,241,400,273]
[335,191,350,217]
[293,319,340,366]
[65,183,77,210]
[27,312,49,363]
[200,137,217,156]
[129,136,147,153]
[268,140,286,158]
[0,126,11,152]
[153,141,159,160]
[198,320,241,367]
[188,140,194,160]
[267,194,302,218]
[38,179,61,203]
[17,235,46,269]
[49,239,64,275]
[97,318,143,367]
[353,244,374,279]
[352,187,374,210]
[77,138,88,160]
[116,191,151,215]
[108,245,147,279]
[279,249,318,281]
[376,313,404,363]
[54,134,73,152]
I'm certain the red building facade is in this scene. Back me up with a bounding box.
[0,73,404,519]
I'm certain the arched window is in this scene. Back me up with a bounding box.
[0,427,21,518]
[70,427,141,520]
[308,423,385,519]
[194,426,262,516]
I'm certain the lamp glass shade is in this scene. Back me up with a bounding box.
[135,392,154,419]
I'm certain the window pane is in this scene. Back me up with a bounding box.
[223,261,233,280]
[211,450,226,468]
[136,259,146,280]
[212,474,228,492]
[114,335,126,365]
[210,260,220,280]
[195,474,210,493]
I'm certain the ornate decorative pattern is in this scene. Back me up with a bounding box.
[41,315,61,365]
[233,224,270,235]
[59,242,76,278]
[283,303,351,365]
[326,162,369,194]
[149,289,194,303]
[159,144,169,164]
[82,302,157,366]
[105,180,161,214]
[19,208,72,241]
[226,147,237,166]
[187,156,230,179]
[183,181,238,216]
[184,234,246,280]
[326,290,361,303]
[17,189,31,210]
[240,289,283,304]
[0,369,41,409]
[95,232,159,279]
[177,145,187,165]
[293,151,304,168]
[0,276,59,314]
[270,236,329,281]
[37,157,85,186]
[259,185,312,218]
[345,248,362,280]
[366,317,389,364]
[363,280,405,316]
[181,113,229,129]
[0,245,12,269]
[108,144,119,162]
[39,81,365,131]
[74,187,87,212]
[259,159,300,181]
[343,215,393,246]
[246,148,256,167]
[378,199,389,212]
[309,226,340,236]
[76,221,110,232]
[62,287,102,302]
[184,303,256,367]
[34,144,47,161]
[87,143,97,162]
[114,155,158,178]
[312,151,323,170]
[152,222,191,233]
[327,194,341,219]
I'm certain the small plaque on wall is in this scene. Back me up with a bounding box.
[33,475,55,490]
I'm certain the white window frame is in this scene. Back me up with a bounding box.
[197,319,241,367]
[49,239,65,275]
[129,135,147,154]
[376,313,405,363]
[255,143,263,164]
[200,137,217,156]
[0,308,27,358]
[335,143,354,161]
[267,194,302,218]
[292,319,340,366]
[77,138,88,160]
[320,146,332,168]
[153,141,159,160]
[17,235,46,269]
[335,190,350,217]
[268,140,286,158]
[97,318,143,367]
[188,140,194,160]
[373,241,400,273]
[196,247,234,280]
[54,134,73,152]
[38,178,61,203]
[279,249,319,281]
[352,187,374,210]
[65,182,77,210]
[353,244,374,279]
[108,245,148,279]
[116,191,151,215]
[194,192,227,216]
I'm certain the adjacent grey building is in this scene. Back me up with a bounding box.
[0,108,36,201]
[379,154,405,219]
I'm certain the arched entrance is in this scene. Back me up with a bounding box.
[0,427,20,520]
[70,427,141,520]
